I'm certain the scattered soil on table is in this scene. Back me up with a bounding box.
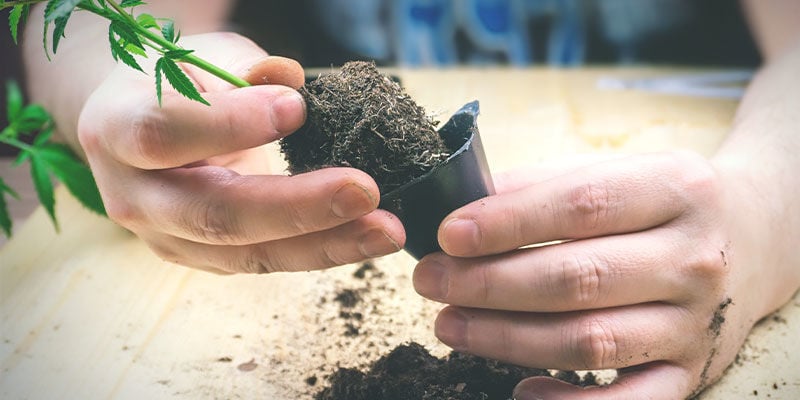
[315,342,598,400]
[311,260,601,400]
[280,61,451,193]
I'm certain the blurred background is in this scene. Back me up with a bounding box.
[0,0,761,156]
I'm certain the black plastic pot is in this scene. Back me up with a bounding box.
[379,101,495,260]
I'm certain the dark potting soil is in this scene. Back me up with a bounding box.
[315,342,598,400]
[280,61,451,194]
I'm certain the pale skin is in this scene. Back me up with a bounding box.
[21,1,800,398]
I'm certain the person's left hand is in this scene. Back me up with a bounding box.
[412,151,798,399]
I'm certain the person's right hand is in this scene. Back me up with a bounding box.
[77,33,405,273]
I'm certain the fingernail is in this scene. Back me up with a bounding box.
[440,218,481,255]
[435,307,467,350]
[413,260,448,300]
[271,90,305,135]
[332,183,376,219]
[359,229,401,258]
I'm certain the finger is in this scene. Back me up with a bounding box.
[493,153,629,194]
[439,153,709,257]
[241,56,305,89]
[121,166,382,245]
[415,228,701,311]
[433,303,696,371]
[514,363,693,400]
[98,84,305,170]
[143,209,405,273]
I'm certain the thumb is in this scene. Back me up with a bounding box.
[177,32,305,91]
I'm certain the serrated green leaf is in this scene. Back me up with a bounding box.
[161,19,174,42]
[6,80,23,121]
[155,57,164,106]
[120,0,145,7]
[173,29,181,44]
[107,24,118,61]
[14,104,50,133]
[124,42,147,57]
[52,13,71,54]
[30,154,58,230]
[110,20,144,53]
[0,177,17,238]
[44,0,82,22]
[42,1,57,60]
[164,49,193,60]
[136,13,158,29]
[158,57,209,105]
[37,144,106,217]
[9,5,25,44]
[108,25,144,72]
[33,125,55,146]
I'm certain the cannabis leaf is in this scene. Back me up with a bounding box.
[0,178,19,237]
[44,0,81,22]
[120,0,145,8]
[155,56,209,105]
[8,4,27,44]
[108,21,144,72]
[0,80,106,237]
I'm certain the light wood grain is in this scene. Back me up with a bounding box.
[1,68,798,399]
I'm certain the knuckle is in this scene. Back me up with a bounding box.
[282,200,318,235]
[239,249,282,274]
[572,317,619,369]
[77,122,103,156]
[564,182,614,231]
[667,151,720,205]
[129,108,171,168]
[104,198,140,229]
[189,199,240,245]
[559,255,606,307]
[685,245,728,286]
[318,238,350,267]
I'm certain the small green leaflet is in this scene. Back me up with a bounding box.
[109,20,145,52]
[108,23,144,72]
[30,154,58,230]
[51,13,71,54]
[155,57,209,105]
[161,19,175,43]
[135,13,159,30]
[14,104,50,133]
[37,143,106,217]
[0,178,19,237]
[8,5,27,44]
[120,0,146,7]
[44,0,82,22]
[6,80,23,121]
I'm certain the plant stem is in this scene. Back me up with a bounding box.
[104,0,250,88]
[0,136,35,153]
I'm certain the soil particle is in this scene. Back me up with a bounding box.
[280,61,450,194]
[334,289,362,309]
[315,342,599,400]
[237,358,258,372]
[709,298,733,337]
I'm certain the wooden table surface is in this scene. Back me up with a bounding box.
[1,68,798,399]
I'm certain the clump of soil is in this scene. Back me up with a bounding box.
[315,342,598,400]
[280,61,451,193]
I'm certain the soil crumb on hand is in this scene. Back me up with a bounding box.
[280,61,451,194]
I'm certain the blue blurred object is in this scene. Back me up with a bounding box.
[309,0,694,66]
